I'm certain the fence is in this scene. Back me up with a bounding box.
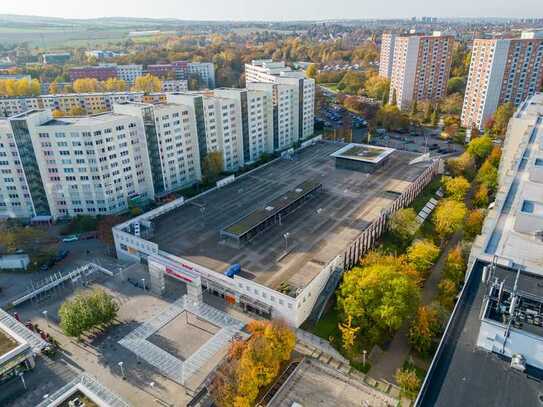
[342,159,441,270]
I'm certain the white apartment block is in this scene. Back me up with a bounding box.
[167,93,244,172]
[379,33,397,79]
[188,63,215,89]
[113,103,201,196]
[27,111,154,219]
[116,64,143,83]
[245,60,293,83]
[213,88,274,164]
[389,33,453,111]
[160,80,188,93]
[0,92,146,117]
[461,32,543,130]
[0,120,35,218]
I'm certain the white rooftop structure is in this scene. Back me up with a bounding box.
[471,93,543,275]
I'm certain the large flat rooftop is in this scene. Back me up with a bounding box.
[418,261,543,407]
[149,142,430,293]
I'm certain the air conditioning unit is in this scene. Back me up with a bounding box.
[511,353,526,372]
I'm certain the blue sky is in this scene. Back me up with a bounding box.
[3,0,541,20]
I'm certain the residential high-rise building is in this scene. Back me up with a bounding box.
[214,88,274,164]
[187,62,215,89]
[167,93,244,172]
[69,65,118,81]
[379,33,397,79]
[389,33,453,110]
[245,60,315,145]
[461,31,543,130]
[113,102,201,196]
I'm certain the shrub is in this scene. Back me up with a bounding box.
[395,368,422,398]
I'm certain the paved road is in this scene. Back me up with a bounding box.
[0,238,126,307]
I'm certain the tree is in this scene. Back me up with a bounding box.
[476,160,498,190]
[132,74,162,93]
[103,78,127,92]
[305,63,317,79]
[438,278,458,310]
[440,93,463,115]
[375,104,409,131]
[202,151,224,182]
[442,176,470,201]
[395,368,422,397]
[473,183,490,208]
[390,89,397,106]
[59,289,118,338]
[467,135,493,161]
[433,199,467,241]
[364,75,390,100]
[446,77,466,95]
[338,315,360,353]
[73,78,99,93]
[52,109,65,118]
[443,244,466,285]
[407,239,440,276]
[388,208,418,244]
[446,152,476,180]
[337,71,366,94]
[464,209,485,240]
[408,304,440,354]
[49,81,59,94]
[430,108,439,127]
[338,263,420,343]
[487,146,502,168]
[492,102,515,136]
[97,215,122,249]
[67,106,86,116]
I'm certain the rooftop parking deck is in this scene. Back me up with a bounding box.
[149,142,431,293]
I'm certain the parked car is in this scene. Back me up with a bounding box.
[62,235,79,242]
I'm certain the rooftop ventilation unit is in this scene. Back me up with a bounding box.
[511,353,527,372]
[535,230,543,242]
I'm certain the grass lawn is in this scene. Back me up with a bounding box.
[320,83,339,93]
[311,306,341,344]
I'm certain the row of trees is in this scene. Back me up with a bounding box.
[211,320,296,407]
[0,78,41,97]
[59,289,119,339]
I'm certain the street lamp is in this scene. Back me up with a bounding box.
[283,232,290,252]
[19,372,27,390]
[362,350,367,367]
[42,310,48,325]
[118,361,126,379]
[141,278,146,291]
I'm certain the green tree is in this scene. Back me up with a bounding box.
[476,160,498,190]
[388,208,419,244]
[446,152,476,180]
[464,209,486,240]
[438,278,458,310]
[442,176,470,201]
[407,239,440,276]
[364,75,390,100]
[467,135,493,161]
[492,102,515,136]
[431,108,439,127]
[443,244,466,285]
[375,104,409,131]
[395,368,422,398]
[338,263,420,343]
[446,77,466,95]
[433,199,467,241]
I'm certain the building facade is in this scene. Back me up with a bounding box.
[69,66,118,81]
[116,64,143,83]
[461,32,543,130]
[113,103,201,196]
[389,33,453,111]
[379,33,397,79]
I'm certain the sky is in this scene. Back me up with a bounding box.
[2,0,541,21]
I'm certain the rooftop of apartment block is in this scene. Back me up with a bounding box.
[140,141,430,294]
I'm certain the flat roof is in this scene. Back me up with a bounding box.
[417,261,543,407]
[148,142,429,293]
[268,358,398,407]
[330,143,395,164]
[222,180,322,237]
[0,329,18,356]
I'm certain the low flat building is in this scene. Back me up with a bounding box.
[0,308,48,384]
[331,143,395,173]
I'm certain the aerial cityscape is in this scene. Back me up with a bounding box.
[0,3,542,407]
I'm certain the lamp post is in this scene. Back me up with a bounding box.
[42,310,48,326]
[283,232,290,252]
[362,350,367,367]
[118,361,125,379]
[19,372,26,390]
[141,278,146,291]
